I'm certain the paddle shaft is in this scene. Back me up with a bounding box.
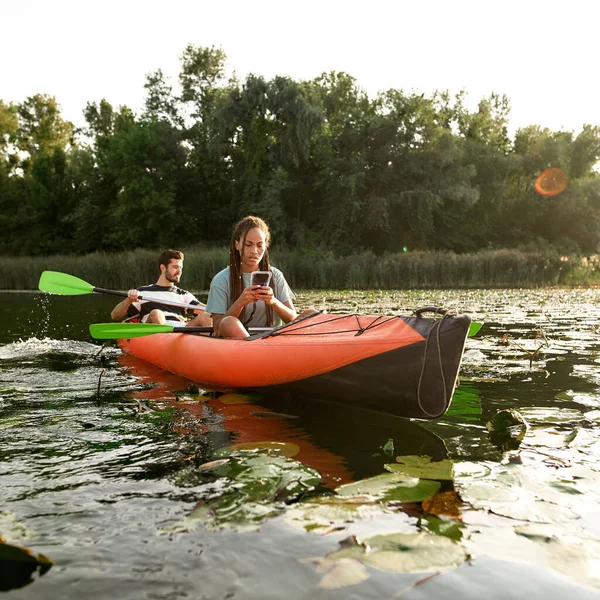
[94,286,205,312]
[89,322,273,339]
[161,326,270,334]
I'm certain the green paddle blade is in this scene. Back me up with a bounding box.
[468,321,483,337]
[38,271,94,295]
[90,323,178,339]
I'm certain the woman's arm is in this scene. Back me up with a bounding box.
[269,298,297,323]
[256,285,297,323]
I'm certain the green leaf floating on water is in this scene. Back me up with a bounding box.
[554,391,575,402]
[454,460,598,523]
[385,455,454,480]
[465,522,600,592]
[335,471,441,503]
[420,515,464,542]
[335,473,416,497]
[287,465,445,534]
[326,531,469,573]
[286,495,393,534]
[309,557,370,590]
[514,523,600,590]
[382,480,441,503]
[160,451,321,534]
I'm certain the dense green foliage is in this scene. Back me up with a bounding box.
[1,45,600,258]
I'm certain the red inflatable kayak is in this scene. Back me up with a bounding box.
[118,310,471,419]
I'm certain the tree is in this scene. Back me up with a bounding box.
[144,69,181,126]
[179,44,228,120]
[101,117,185,249]
[16,94,73,170]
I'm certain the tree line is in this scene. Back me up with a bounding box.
[1,44,600,258]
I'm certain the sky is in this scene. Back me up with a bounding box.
[2,0,598,137]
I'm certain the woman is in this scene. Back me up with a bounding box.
[206,216,312,338]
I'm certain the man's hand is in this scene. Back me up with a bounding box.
[126,289,140,304]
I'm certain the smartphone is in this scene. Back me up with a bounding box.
[250,271,272,287]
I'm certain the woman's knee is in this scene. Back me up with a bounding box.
[218,316,248,338]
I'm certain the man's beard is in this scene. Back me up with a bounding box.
[165,273,180,284]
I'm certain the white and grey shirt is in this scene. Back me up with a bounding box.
[127,284,200,323]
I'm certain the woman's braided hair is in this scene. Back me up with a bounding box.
[229,216,273,327]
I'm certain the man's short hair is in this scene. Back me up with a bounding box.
[158,249,184,269]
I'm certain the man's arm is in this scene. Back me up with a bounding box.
[111,290,139,321]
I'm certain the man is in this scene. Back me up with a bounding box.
[110,249,211,327]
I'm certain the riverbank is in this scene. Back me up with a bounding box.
[2,247,599,290]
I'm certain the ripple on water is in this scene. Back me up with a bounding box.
[0,337,112,360]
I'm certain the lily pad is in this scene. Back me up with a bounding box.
[455,463,588,523]
[162,453,320,533]
[227,441,300,458]
[286,496,392,534]
[385,455,454,480]
[515,523,600,589]
[382,480,441,503]
[452,462,492,479]
[327,531,469,573]
[335,473,417,498]
[524,427,579,449]
[420,515,464,541]
[465,523,600,591]
[335,471,441,503]
[316,558,370,589]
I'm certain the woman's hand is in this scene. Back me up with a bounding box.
[239,285,265,306]
[255,285,275,305]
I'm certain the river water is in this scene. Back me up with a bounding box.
[1,288,600,599]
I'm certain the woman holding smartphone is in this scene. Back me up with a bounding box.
[206,215,311,338]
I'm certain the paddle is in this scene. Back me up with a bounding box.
[90,320,484,340]
[468,321,483,337]
[38,271,205,312]
[89,322,272,339]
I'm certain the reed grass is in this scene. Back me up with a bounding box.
[1,247,584,291]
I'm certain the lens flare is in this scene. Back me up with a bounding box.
[535,167,568,196]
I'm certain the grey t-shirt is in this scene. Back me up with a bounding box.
[205,266,295,328]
